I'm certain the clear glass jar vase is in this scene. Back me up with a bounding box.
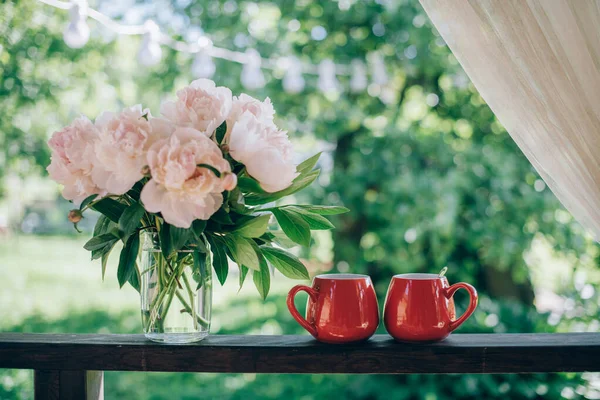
[140,231,212,343]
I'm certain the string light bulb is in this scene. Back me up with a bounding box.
[282,57,305,94]
[137,20,162,67]
[191,36,216,78]
[63,2,90,49]
[350,59,368,93]
[241,49,265,90]
[318,59,339,93]
[370,52,389,85]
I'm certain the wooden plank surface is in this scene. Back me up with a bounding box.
[34,370,60,400]
[32,370,103,400]
[58,370,87,400]
[2,333,600,374]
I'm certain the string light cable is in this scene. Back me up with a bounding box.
[38,0,389,92]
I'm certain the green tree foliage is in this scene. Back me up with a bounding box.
[0,2,109,195]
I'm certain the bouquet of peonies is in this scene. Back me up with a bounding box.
[47,79,348,341]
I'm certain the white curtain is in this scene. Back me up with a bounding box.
[419,0,600,240]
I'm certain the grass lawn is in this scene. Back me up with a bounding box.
[0,234,301,332]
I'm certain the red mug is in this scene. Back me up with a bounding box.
[384,273,478,342]
[287,274,379,344]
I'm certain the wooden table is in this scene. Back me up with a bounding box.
[1,333,599,399]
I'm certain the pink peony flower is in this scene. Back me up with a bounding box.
[225,93,276,141]
[47,116,105,205]
[228,111,298,193]
[92,105,171,195]
[140,127,236,228]
[160,79,232,136]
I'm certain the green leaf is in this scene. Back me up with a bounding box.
[126,181,144,201]
[169,225,192,253]
[207,235,228,285]
[237,176,266,193]
[197,163,221,178]
[252,252,270,300]
[192,250,209,289]
[262,231,298,248]
[191,220,209,252]
[79,194,98,211]
[91,198,127,223]
[234,214,270,238]
[109,227,124,241]
[222,190,231,208]
[228,189,252,214]
[84,233,118,251]
[159,224,172,256]
[192,219,207,237]
[239,265,248,289]
[215,121,227,144]
[91,239,117,260]
[160,223,192,256]
[118,202,145,237]
[296,152,321,175]
[128,268,141,292]
[272,209,311,247]
[245,170,320,206]
[224,234,260,270]
[262,247,309,280]
[285,205,350,215]
[197,238,209,253]
[285,207,335,230]
[211,208,235,225]
[101,249,112,281]
[117,234,140,288]
[93,215,116,237]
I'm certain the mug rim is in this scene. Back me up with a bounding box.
[314,273,370,280]
[393,273,445,280]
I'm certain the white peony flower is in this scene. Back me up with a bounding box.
[160,79,232,136]
[92,105,171,195]
[47,116,106,205]
[141,127,236,228]
[228,110,298,193]
[225,93,276,140]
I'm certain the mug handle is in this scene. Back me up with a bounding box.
[287,285,319,337]
[445,282,478,332]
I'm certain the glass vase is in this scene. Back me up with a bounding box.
[140,231,212,343]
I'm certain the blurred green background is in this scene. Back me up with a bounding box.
[2,0,600,399]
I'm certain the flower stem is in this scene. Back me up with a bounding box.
[146,257,182,331]
[181,273,198,330]
[174,291,210,326]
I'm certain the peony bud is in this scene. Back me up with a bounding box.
[141,165,151,177]
[68,209,83,223]
[222,172,238,191]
